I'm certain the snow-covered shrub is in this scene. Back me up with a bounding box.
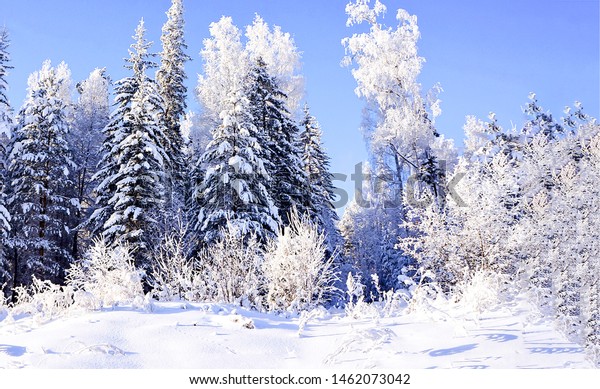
[150,224,205,302]
[0,301,6,322]
[457,270,507,314]
[297,306,330,337]
[197,222,264,308]
[402,268,446,316]
[11,277,74,322]
[67,239,144,309]
[344,272,379,319]
[263,210,339,312]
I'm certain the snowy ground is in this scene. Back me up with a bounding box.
[0,296,592,369]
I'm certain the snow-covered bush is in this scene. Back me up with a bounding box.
[150,224,205,302]
[344,272,379,319]
[263,210,339,312]
[0,298,6,322]
[197,222,265,308]
[457,270,507,314]
[11,277,74,322]
[67,239,144,309]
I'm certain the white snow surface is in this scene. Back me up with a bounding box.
[0,296,592,369]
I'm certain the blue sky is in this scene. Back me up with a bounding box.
[1,0,598,208]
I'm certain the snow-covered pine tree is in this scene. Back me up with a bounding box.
[193,17,278,247]
[156,0,191,214]
[90,19,166,267]
[0,28,12,294]
[7,60,77,288]
[299,105,341,254]
[69,68,109,259]
[247,57,306,226]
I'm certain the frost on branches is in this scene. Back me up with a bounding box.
[196,222,264,308]
[67,239,144,310]
[263,209,338,312]
[342,0,448,204]
[398,96,600,365]
[245,14,304,112]
[340,0,451,294]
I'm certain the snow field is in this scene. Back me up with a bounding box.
[0,295,591,369]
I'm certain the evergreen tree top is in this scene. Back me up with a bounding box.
[126,18,156,76]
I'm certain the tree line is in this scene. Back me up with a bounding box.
[0,0,340,302]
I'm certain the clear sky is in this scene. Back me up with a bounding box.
[1,0,598,209]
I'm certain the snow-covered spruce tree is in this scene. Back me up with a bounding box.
[105,78,166,264]
[156,0,191,215]
[7,60,77,288]
[299,105,342,255]
[69,68,110,259]
[0,28,12,295]
[247,57,306,226]
[194,88,278,245]
[90,19,166,267]
[193,17,278,246]
[263,209,338,312]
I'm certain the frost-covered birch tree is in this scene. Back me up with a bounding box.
[340,0,450,293]
[342,0,445,208]
[69,68,109,259]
